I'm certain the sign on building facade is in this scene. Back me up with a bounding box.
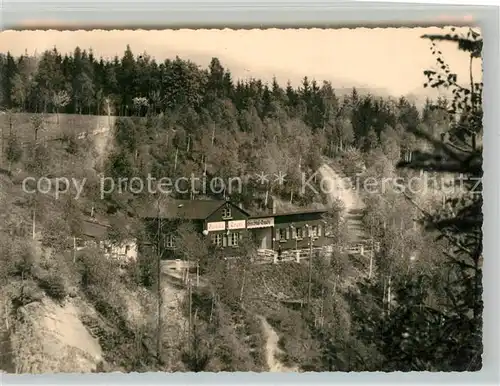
[228,220,246,230]
[247,217,274,229]
[207,221,226,232]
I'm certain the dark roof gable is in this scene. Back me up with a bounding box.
[81,219,110,239]
[138,199,250,220]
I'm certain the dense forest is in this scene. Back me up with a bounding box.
[0,41,451,211]
[0,27,482,372]
[0,42,443,138]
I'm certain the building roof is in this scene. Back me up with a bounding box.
[138,199,229,220]
[137,198,326,221]
[81,219,110,239]
[250,207,329,219]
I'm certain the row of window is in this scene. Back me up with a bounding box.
[165,231,242,248]
[211,232,242,247]
[166,235,176,248]
[276,224,322,241]
[164,224,322,249]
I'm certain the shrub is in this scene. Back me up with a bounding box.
[38,274,67,302]
[122,252,156,289]
[62,133,79,155]
[181,324,212,372]
[5,242,36,280]
[77,248,117,290]
[40,217,71,252]
[11,281,44,310]
[6,134,23,166]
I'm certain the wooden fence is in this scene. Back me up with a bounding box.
[255,240,380,265]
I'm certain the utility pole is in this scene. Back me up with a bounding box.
[32,200,36,240]
[369,226,374,279]
[188,278,193,353]
[156,198,163,362]
[307,225,313,308]
[196,262,200,287]
[387,275,392,316]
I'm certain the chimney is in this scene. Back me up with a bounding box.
[272,199,277,215]
[238,202,244,210]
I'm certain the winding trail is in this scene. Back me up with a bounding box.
[318,163,367,244]
[257,316,298,372]
[257,162,367,372]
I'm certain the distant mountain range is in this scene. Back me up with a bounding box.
[330,86,448,111]
[182,49,451,111]
[405,88,453,110]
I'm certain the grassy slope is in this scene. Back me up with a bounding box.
[0,115,173,373]
[0,113,114,143]
[0,112,332,372]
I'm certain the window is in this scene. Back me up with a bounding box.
[125,245,130,254]
[75,238,85,249]
[222,206,232,219]
[211,233,223,246]
[276,228,288,241]
[166,235,176,248]
[296,227,304,239]
[228,232,240,247]
[311,226,318,238]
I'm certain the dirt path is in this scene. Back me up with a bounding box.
[318,164,367,243]
[159,273,189,363]
[257,316,298,372]
[222,163,369,373]
[90,115,115,168]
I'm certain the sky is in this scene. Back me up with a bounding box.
[0,27,482,98]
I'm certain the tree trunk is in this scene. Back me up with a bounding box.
[188,280,193,352]
[209,294,216,325]
[387,276,392,315]
[32,206,36,240]
[382,277,386,310]
[239,269,246,303]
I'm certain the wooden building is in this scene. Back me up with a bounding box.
[252,208,331,252]
[139,199,251,258]
[139,198,333,259]
[75,217,138,262]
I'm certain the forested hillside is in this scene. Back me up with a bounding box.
[0,27,482,372]
[0,41,452,212]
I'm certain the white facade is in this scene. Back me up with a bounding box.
[74,237,138,264]
[105,239,138,262]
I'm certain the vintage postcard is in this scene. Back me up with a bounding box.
[0,27,482,373]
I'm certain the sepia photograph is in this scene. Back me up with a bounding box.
[0,26,483,373]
